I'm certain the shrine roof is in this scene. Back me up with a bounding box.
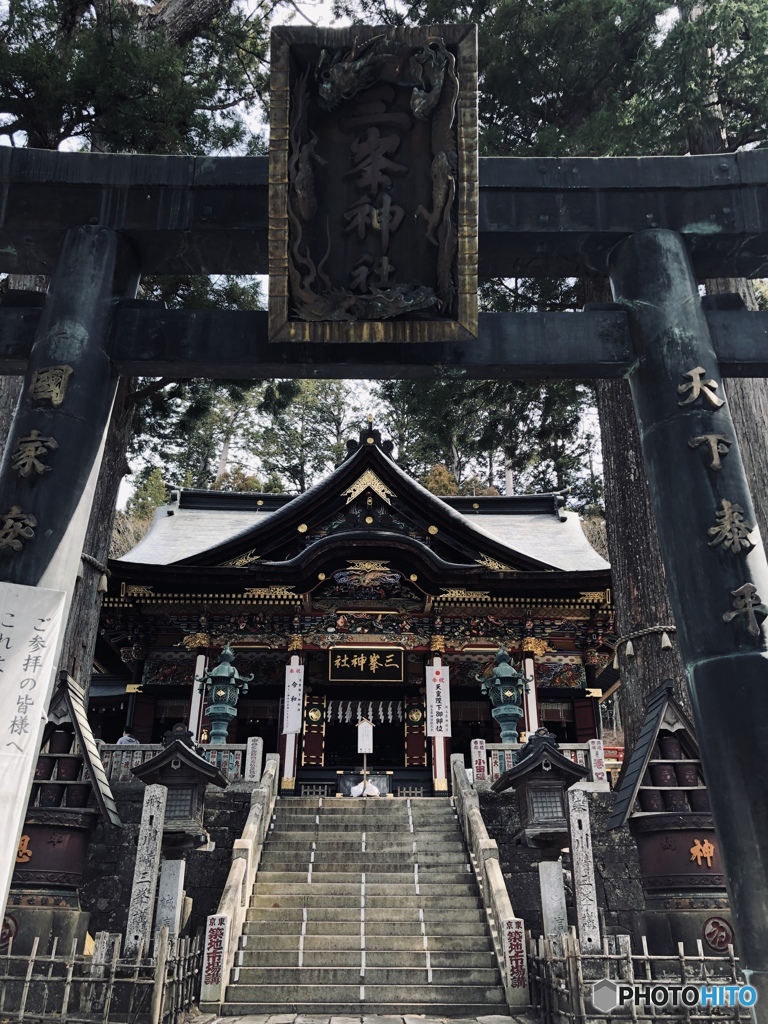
[120,506,275,565]
[118,437,609,575]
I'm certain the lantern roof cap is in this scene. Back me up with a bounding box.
[131,738,228,788]
[491,738,588,793]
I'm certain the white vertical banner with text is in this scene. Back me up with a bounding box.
[357,719,374,753]
[282,658,304,734]
[426,661,451,737]
[0,584,66,910]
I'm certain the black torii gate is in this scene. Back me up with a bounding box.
[3,142,768,1014]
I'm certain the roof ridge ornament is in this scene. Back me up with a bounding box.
[342,469,396,506]
[342,418,395,461]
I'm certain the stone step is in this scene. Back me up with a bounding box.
[262,835,466,851]
[254,871,472,885]
[273,806,458,817]
[231,967,502,986]
[222,796,506,1017]
[275,798,454,809]
[245,906,487,923]
[243,919,489,937]
[240,932,495,952]
[269,815,457,824]
[249,897,483,913]
[237,950,497,969]
[224,984,506,1005]
[252,882,477,896]
[257,857,471,872]
[217,1002,508,1015]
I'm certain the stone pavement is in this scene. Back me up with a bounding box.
[207,1015,540,1024]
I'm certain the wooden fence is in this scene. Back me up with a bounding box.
[0,927,200,1024]
[529,929,750,1022]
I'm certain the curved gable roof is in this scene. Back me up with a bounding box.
[119,439,608,575]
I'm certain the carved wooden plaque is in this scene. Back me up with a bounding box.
[269,25,478,343]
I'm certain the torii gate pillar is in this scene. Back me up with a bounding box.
[610,228,768,1015]
[0,226,139,621]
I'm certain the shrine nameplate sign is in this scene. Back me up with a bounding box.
[269,24,478,344]
[328,647,404,682]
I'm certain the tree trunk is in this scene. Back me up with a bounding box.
[703,278,768,546]
[587,278,689,752]
[134,0,236,45]
[58,379,137,690]
[8,0,239,694]
[595,375,689,753]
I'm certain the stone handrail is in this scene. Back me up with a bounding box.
[450,754,529,1007]
[199,753,280,1010]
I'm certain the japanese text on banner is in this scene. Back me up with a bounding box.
[283,662,304,734]
[0,584,66,908]
[426,663,451,737]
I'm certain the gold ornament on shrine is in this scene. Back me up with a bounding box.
[522,637,552,657]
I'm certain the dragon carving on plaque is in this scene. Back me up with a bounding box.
[269,26,478,343]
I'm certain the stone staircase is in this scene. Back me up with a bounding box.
[221,796,508,1015]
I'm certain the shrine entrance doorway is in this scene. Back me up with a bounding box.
[293,651,432,797]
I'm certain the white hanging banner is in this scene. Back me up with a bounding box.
[426,660,451,737]
[282,658,304,734]
[0,583,66,913]
[357,718,374,754]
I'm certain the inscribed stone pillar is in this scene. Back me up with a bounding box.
[125,784,166,958]
[567,787,601,951]
[244,736,264,783]
[539,857,568,950]
[154,856,186,955]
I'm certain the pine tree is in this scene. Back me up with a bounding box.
[125,467,169,519]
[1,0,284,690]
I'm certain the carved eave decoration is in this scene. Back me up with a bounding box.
[476,554,516,572]
[220,548,260,568]
[268,24,478,344]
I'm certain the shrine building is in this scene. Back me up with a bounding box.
[93,426,614,797]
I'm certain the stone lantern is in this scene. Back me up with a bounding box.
[131,736,227,853]
[196,644,254,744]
[493,728,590,948]
[491,728,588,849]
[477,645,531,743]
[126,738,229,957]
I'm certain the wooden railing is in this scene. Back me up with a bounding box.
[528,930,748,1022]
[451,753,529,1010]
[0,927,199,1024]
[199,754,280,1012]
[99,744,247,782]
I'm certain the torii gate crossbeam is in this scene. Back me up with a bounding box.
[1,148,768,1017]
